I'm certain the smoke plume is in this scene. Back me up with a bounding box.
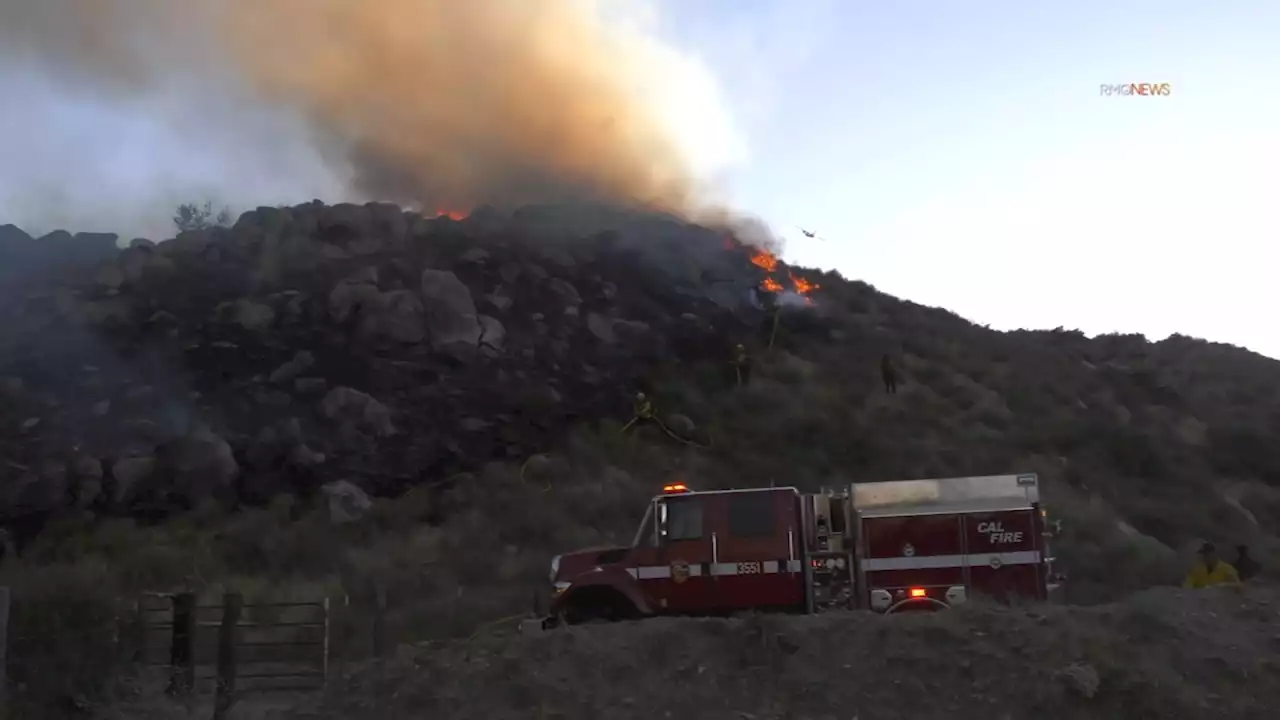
[0,0,747,237]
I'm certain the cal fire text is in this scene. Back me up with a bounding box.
[976,521,1024,544]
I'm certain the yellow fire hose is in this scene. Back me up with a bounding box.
[768,308,782,349]
[519,456,553,492]
[621,413,710,448]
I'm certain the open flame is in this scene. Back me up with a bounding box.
[435,208,468,221]
[750,249,779,273]
[789,271,820,295]
[748,248,819,303]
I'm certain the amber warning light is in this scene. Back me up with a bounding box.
[909,588,927,598]
[662,483,691,494]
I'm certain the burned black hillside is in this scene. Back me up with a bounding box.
[0,202,828,534]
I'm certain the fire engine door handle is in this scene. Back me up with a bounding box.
[711,532,718,565]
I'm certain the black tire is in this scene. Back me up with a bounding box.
[561,588,637,625]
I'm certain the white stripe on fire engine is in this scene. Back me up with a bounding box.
[626,560,805,580]
[861,551,1042,572]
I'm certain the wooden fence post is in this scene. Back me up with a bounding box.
[212,593,243,720]
[129,598,143,664]
[165,592,196,697]
[372,582,387,659]
[321,597,331,685]
[0,586,10,713]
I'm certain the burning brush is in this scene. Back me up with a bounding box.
[748,247,820,307]
[717,238,822,349]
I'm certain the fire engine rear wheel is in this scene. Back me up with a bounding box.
[560,587,638,625]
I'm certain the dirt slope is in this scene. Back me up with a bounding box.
[296,585,1280,720]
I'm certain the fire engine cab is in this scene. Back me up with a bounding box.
[541,473,1061,625]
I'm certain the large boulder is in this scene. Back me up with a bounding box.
[367,202,409,250]
[233,205,294,240]
[73,232,121,257]
[320,387,397,437]
[95,262,126,291]
[69,454,104,509]
[321,480,373,524]
[81,298,135,327]
[545,278,582,307]
[220,298,276,332]
[318,203,375,250]
[161,228,219,257]
[0,223,32,246]
[420,269,482,349]
[111,455,158,506]
[270,351,316,384]
[7,461,69,514]
[360,290,426,344]
[117,245,176,285]
[158,429,240,504]
[586,313,617,343]
[329,269,383,324]
[477,315,506,350]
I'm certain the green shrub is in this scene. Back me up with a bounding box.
[2,561,138,718]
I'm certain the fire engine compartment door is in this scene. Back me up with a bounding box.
[860,513,965,597]
[629,493,719,612]
[710,489,804,610]
[963,509,1043,601]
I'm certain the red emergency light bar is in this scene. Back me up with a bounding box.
[662,483,691,494]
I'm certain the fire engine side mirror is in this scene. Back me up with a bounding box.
[649,500,669,547]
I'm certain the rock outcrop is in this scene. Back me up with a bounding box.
[0,202,806,525]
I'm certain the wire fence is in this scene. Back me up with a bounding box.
[1,579,538,717]
[139,592,331,696]
[2,586,332,718]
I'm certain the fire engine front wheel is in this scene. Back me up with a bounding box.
[559,586,638,625]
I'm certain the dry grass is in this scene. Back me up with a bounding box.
[301,583,1280,720]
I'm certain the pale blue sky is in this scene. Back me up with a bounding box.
[1,1,1277,359]
[659,0,1279,358]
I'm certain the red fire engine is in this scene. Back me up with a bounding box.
[540,473,1061,625]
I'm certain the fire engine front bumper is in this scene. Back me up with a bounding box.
[546,581,570,612]
[522,582,571,634]
[520,615,560,634]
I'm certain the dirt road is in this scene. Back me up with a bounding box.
[288,584,1280,720]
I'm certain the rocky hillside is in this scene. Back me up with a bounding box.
[4,200,1280,574]
[3,199,1280,716]
[0,202,801,532]
[4,198,1280,568]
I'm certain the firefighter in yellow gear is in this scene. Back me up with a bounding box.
[620,392,657,433]
[732,343,752,386]
[633,392,654,421]
[1184,542,1240,589]
[620,391,707,447]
